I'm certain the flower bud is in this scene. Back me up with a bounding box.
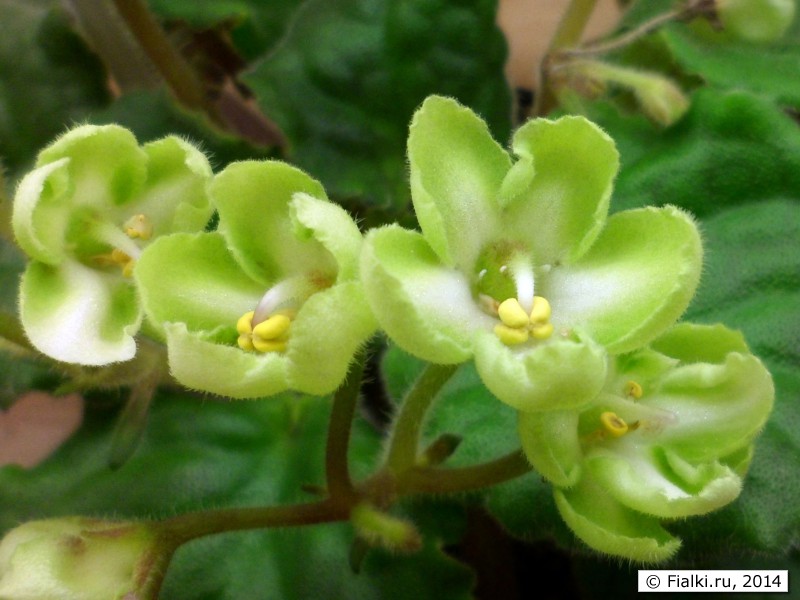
[717,0,796,43]
[0,517,167,599]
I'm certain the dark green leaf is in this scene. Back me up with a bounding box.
[589,89,800,218]
[0,392,472,599]
[0,0,109,176]
[245,0,511,211]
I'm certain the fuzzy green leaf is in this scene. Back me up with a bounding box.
[245,0,511,210]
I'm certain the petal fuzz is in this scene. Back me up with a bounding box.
[473,330,607,412]
[544,206,702,354]
[361,226,493,364]
[408,96,509,270]
[518,409,582,487]
[164,323,289,399]
[501,116,619,265]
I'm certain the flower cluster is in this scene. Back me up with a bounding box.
[10,97,773,561]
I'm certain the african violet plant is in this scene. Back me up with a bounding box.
[0,0,797,598]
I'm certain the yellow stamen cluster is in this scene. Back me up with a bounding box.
[123,214,153,240]
[236,311,291,353]
[493,296,554,346]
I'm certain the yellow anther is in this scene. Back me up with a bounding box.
[600,412,629,438]
[498,298,530,328]
[530,321,554,340]
[236,311,255,335]
[110,248,132,265]
[624,380,644,399]
[123,214,153,240]
[494,324,529,346]
[529,296,551,324]
[121,260,135,278]
[252,314,291,340]
[252,338,288,353]
[237,335,255,351]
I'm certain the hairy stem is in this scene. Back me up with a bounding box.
[535,0,599,115]
[384,363,459,473]
[325,349,367,499]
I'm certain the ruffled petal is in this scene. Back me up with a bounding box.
[12,158,72,265]
[585,443,742,518]
[650,322,749,363]
[500,116,619,265]
[290,193,363,282]
[360,225,494,364]
[110,135,213,236]
[473,329,607,412]
[19,260,140,365]
[287,282,377,395]
[408,96,509,270]
[544,206,702,354]
[135,233,264,336]
[163,323,290,399]
[213,160,333,285]
[555,478,681,562]
[517,409,582,487]
[646,352,774,462]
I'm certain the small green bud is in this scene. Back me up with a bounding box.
[717,0,796,43]
[0,517,167,599]
[350,504,422,553]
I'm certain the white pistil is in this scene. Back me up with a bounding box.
[252,275,312,325]
[93,221,142,260]
[507,255,535,313]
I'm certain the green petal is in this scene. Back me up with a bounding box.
[109,135,213,236]
[290,193,363,282]
[651,322,749,363]
[213,160,333,285]
[647,352,774,462]
[543,206,702,354]
[585,446,742,518]
[473,329,607,412]
[36,124,148,208]
[12,158,72,264]
[500,116,619,265]
[287,282,377,395]
[163,323,290,399]
[360,225,493,364]
[135,233,264,336]
[518,409,582,487]
[408,96,510,270]
[555,478,681,562]
[20,260,140,365]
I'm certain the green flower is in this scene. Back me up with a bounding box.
[518,323,774,561]
[0,517,167,599]
[360,96,702,411]
[135,160,376,399]
[12,125,213,365]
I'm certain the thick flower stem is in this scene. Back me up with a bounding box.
[536,0,598,115]
[395,450,531,495]
[325,349,368,499]
[384,363,459,473]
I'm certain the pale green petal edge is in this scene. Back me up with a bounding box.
[586,451,742,518]
[287,282,377,395]
[501,116,619,266]
[408,95,509,270]
[473,329,608,412]
[164,322,290,399]
[20,260,140,365]
[555,480,681,563]
[547,205,702,355]
[518,409,582,487]
[360,225,492,364]
[290,193,363,282]
[135,232,264,338]
[213,160,331,285]
[12,159,71,264]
